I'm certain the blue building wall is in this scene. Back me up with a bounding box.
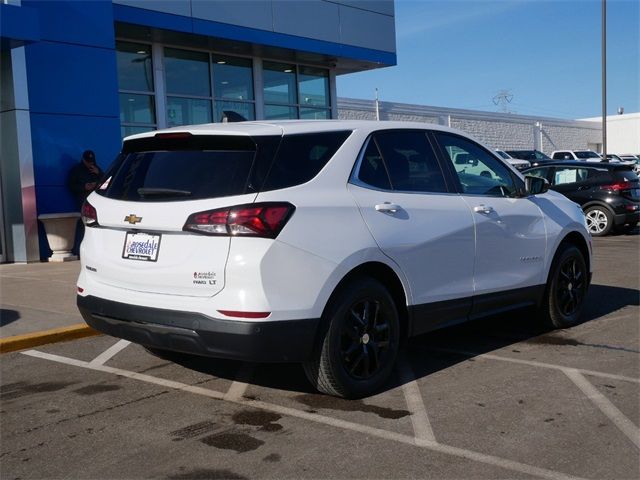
[21,1,122,258]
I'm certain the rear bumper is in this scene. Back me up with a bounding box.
[78,295,320,362]
[613,211,639,227]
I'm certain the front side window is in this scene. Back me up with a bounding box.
[374,131,448,193]
[435,133,517,197]
[553,167,590,185]
[574,150,601,160]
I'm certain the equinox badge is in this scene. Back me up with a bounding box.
[124,214,142,225]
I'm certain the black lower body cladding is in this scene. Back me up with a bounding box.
[77,295,320,362]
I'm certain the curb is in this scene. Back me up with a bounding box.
[0,323,101,354]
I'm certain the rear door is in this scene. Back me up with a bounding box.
[432,131,547,315]
[348,130,475,333]
[84,133,279,297]
[549,166,600,205]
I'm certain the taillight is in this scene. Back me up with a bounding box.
[81,201,98,226]
[599,181,634,192]
[183,202,295,238]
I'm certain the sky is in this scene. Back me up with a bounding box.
[337,0,639,119]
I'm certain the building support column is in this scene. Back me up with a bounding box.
[252,58,264,120]
[0,46,39,262]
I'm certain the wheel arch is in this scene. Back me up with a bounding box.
[551,230,591,280]
[582,200,615,215]
[321,261,410,342]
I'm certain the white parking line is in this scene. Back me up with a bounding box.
[224,363,254,401]
[399,355,436,445]
[433,348,640,384]
[21,349,586,480]
[563,369,640,450]
[89,339,131,366]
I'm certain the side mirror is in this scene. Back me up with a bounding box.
[525,176,550,195]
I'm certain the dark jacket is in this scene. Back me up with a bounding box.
[67,162,103,209]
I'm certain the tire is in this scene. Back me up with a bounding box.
[303,277,400,398]
[584,205,613,236]
[539,244,589,329]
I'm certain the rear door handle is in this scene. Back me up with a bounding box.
[375,203,401,214]
[473,205,494,214]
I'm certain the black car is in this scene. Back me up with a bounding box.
[524,161,639,236]
[505,149,553,166]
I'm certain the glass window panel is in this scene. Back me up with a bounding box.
[119,93,155,124]
[436,132,517,197]
[264,104,297,120]
[263,62,297,105]
[298,66,329,107]
[299,108,330,120]
[212,55,254,100]
[116,41,153,92]
[121,125,155,139]
[214,101,255,123]
[167,97,212,126]
[165,48,210,97]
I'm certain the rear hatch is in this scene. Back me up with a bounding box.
[85,131,281,297]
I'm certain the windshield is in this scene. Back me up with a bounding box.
[575,151,601,159]
[505,150,551,161]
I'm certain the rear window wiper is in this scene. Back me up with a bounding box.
[137,188,192,198]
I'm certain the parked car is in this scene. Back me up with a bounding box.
[495,150,531,171]
[605,154,623,162]
[551,150,603,161]
[505,149,553,166]
[524,161,639,236]
[77,121,592,398]
[617,154,640,174]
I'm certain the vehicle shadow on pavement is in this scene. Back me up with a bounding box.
[161,283,638,398]
[0,309,21,327]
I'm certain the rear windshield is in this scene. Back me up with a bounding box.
[574,151,601,159]
[98,131,351,201]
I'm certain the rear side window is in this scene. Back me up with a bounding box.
[374,131,448,193]
[358,139,392,190]
[261,131,352,191]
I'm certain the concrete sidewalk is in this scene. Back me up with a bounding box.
[0,261,98,351]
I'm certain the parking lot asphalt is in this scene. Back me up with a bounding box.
[1,234,638,480]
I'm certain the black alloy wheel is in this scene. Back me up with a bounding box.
[303,277,400,398]
[554,256,587,317]
[541,244,589,328]
[340,298,392,380]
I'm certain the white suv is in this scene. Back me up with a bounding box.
[78,121,592,398]
[551,150,603,162]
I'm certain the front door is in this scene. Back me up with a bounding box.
[348,130,476,334]
[432,131,547,317]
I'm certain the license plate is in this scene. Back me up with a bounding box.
[122,232,161,262]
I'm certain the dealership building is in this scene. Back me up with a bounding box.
[0,0,397,262]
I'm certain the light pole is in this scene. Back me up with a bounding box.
[602,0,607,158]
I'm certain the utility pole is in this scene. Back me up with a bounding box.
[375,88,380,121]
[602,0,607,158]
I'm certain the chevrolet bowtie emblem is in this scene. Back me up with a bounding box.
[124,214,142,225]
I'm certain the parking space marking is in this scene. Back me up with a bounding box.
[433,348,640,384]
[223,363,254,401]
[399,355,436,445]
[21,348,587,480]
[89,339,131,366]
[563,369,640,450]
